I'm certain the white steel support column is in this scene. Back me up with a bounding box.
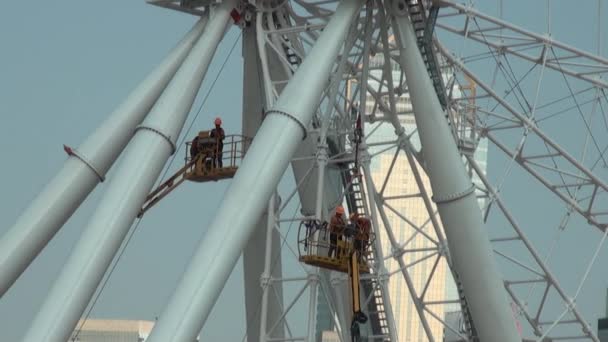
[307,273,319,342]
[259,193,278,342]
[389,1,519,341]
[242,17,285,342]
[146,2,365,341]
[23,3,235,341]
[0,18,207,298]
[330,274,351,342]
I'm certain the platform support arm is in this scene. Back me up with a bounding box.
[0,17,207,298]
[145,2,365,341]
[22,4,234,341]
[389,1,520,341]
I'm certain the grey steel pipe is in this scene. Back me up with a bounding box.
[145,2,365,341]
[22,2,235,341]
[389,0,519,341]
[242,18,285,342]
[0,18,207,298]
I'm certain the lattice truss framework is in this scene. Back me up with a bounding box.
[147,1,608,341]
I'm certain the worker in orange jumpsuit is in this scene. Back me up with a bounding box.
[210,117,225,168]
[328,205,346,258]
[350,212,371,259]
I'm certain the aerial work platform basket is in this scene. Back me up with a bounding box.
[184,131,250,182]
[297,219,373,274]
[138,132,250,217]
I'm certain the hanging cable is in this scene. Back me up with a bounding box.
[71,31,242,342]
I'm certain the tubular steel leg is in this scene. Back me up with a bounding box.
[0,18,207,298]
[145,2,365,341]
[390,1,519,341]
[259,194,280,342]
[242,18,285,342]
[307,273,320,342]
[22,3,235,341]
[331,273,352,342]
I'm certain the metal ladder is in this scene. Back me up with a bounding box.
[341,161,391,341]
[343,162,367,215]
[282,39,301,66]
[405,0,448,109]
[452,271,479,341]
[362,252,392,341]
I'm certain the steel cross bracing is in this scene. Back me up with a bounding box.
[346,2,605,339]
[435,0,608,89]
[253,2,398,341]
[256,2,482,341]
[253,0,606,341]
[429,0,608,234]
[429,15,607,338]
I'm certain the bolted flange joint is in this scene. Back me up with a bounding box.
[63,145,106,182]
[307,273,320,284]
[266,109,308,140]
[392,246,405,259]
[437,240,449,258]
[315,144,329,164]
[260,274,271,289]
[134,124,177,155]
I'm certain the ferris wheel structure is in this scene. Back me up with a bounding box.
[0,1,607,342]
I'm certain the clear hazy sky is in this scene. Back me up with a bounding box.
[0,1,607,341]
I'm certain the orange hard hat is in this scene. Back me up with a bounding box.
[214,117,222,125]
[336,206,345,215]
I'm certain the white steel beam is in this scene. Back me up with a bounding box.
[436,0,608,89]
[241,18,285,342]
[437,42,608,233]
[259,194,281,342]
[145,2,365,341]
[0,18,207,298]
[22,2,235,340]
[389,1,520,341]
[467,156,598,341]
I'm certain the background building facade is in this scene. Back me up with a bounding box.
[68,319,154,342]
[363,54,488,341]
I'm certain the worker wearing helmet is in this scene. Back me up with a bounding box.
[328,205,346,258]
[210,117,225,168]
[350,212,371,259]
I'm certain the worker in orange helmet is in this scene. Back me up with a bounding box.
[210,117,225,168]
[350,212,371,260]
[328,205,346,258]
